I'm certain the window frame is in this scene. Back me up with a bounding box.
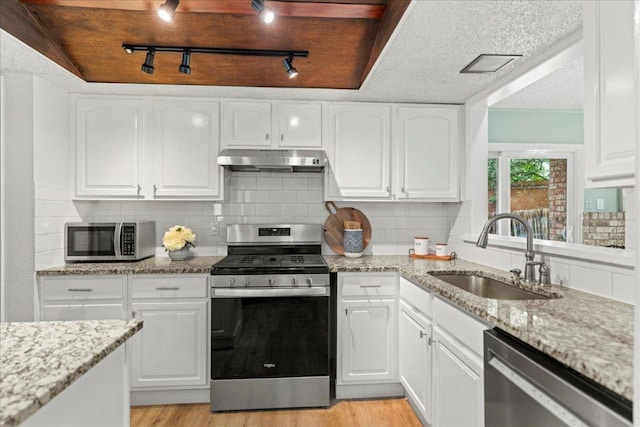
[488,144,582,243]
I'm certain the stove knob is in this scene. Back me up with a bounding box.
[228,277,236,287]
[244,277,251,287]
[268,278,274,286]
[292,277,298,286]
[306,277,314,287]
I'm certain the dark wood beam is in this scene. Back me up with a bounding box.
[0,0,84,78]
[19,0,386,19]
[359,0,411,85]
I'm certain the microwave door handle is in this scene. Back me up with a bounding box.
[114,222,123,258]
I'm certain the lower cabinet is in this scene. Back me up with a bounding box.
[337,273,401,398]
[399,300,432,426]
[130,300,207,388]
[129,275,209,391]
[39,275,126,321]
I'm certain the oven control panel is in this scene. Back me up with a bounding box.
[211,274,329,288]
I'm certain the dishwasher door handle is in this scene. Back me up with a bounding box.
[488,356,589,427]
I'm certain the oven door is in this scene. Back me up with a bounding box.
[211,286,329,380]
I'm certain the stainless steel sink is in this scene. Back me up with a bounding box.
[432,274,552,300]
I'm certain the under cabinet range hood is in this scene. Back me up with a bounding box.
[217,149,327,173]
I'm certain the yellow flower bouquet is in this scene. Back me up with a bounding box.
[162,225,196,251]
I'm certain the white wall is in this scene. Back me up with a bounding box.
[91,172,458,257]
[1,73,36,321]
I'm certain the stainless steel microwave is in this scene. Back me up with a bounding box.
[65,221,156,262]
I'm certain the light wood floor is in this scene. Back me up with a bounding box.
[131,398,422,427]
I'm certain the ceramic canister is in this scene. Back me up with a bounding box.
[343,229,363,258]
[414,237,429,255]
[435,243,448,257]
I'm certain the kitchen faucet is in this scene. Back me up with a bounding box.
[476,213,550,285]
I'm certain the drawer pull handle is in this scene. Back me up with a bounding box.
[68,288,93,292]
[359,285,381,288]
[156,287,180,291]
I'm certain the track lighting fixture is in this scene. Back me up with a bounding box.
[158,0,179,23]
[179,49,191,74]
[141,48,155,74]
[282,55,298,79]
[123,44,308,78]
[251,0,275,24]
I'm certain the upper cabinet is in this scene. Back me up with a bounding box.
[76,98,146,198]
[150,101,223,199]
[324,103,460,201]
[221,100,322,149]
[396,106,459,201]
[583,1,636,188]
[325,104,392,200]
[74,96,224,200]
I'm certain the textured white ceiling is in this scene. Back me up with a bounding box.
[0,0,583,104]
[492,56,583,110]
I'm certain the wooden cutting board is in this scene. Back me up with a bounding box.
[323,201,372,255]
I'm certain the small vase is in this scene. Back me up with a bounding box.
[168,246,191,261]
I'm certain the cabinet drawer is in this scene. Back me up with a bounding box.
[130,275,208,299]
[434,297,489,356]
[400,277,432,317]
[340,273,397,297]
[41,276,125,301]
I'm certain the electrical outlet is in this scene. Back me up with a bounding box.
[586,199,593,209]
[597,199,605,210]
[211,221,219,235]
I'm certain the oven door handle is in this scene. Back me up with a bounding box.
[212,287,329,298]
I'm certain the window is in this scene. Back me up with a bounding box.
[488,150,575,243]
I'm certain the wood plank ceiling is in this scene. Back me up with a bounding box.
[0,0,410,89]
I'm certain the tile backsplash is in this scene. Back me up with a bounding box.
[88,172,458,257]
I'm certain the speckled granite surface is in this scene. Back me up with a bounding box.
[0,319,142,427]
[37,256,224,275]
[326,255,634,402]
[36,255,634,402]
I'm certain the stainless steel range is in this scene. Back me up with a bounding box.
[210,224,330,412]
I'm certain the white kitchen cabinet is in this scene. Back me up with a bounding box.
[39,275,127,321]
[325,104,392,200]
[150,100,223,199]
[75,97,146,198]
[337,273,398,387]
[432,296,488,427]
[583,1,636,188]
[221,100,322,149]
[129,275,208,390]
[399,300,432,425]
[396,106,459,200]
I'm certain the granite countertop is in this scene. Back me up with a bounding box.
[325,255,634,402]
[37,256,224,275]
[36,255,634,402]
[0,319,142,427]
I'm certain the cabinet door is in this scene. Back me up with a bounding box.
[433,327,484,427]
[583,1,636,187]
[42,303,125,321]
[325,104,391,200]
[76,98,145,197]
[222,101,272,147]
[340,299,396,382]
[130,301,208,388]
[399,301,432,424]
[397,106,459,200]
[150,101,223,199]
[276,102,322,148]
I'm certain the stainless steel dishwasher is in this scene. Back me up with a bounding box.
[484,328,632,427]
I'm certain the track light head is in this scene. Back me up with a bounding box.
[141,49,155,74]
[251,0,275,24]
[179,49,192,74]
[158,0,179,22]
[283,56,298,79]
